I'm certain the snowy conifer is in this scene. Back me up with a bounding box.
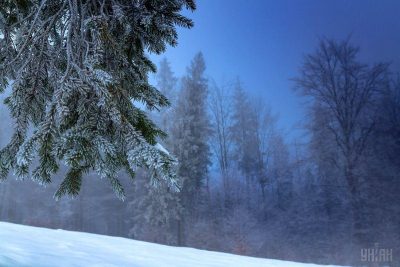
[170,53,210,245]
[230,80,257,188]
[127,58,181,244]
[0,0,196,199]
[154,58,178,143]
[172,52,210,198]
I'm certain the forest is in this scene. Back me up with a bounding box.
[0,1,399,266]
[1,39,399,266]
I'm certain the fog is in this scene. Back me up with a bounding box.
[0,1,399,267]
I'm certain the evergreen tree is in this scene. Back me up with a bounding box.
[154,58,178,144]
[171,52,211,244]
[128,58,180,245]
[173,52,210,197]
[230,80,257,189]
[157,58,178,109]
[0,0,196,199]
[128,171,181,245]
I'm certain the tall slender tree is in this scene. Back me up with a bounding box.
[155,58,178,136]
[171,52,211,245]
[230,80,257,191]
[128,58,180,245]
[209,81,232,190]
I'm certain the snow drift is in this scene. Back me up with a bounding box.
[0,222,345,267]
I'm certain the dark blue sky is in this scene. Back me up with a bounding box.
[151,0,400,141]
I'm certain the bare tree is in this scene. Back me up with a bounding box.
[251,100,277,202]
[294,39,388,247]
[209,81,233,191]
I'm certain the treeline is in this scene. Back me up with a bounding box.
[0,39,399,266]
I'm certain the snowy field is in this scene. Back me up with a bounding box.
[0,222,345,267]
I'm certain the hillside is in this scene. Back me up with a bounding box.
[0,222,346,267]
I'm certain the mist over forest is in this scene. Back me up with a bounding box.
[0,1,399,267]
[1,41,399,266]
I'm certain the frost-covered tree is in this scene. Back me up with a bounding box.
[128,58,180,245]
[173,52,210,196]
[230,80,257,190]
[157,58,178,109]
[0,0,196,199]
[154,58,178,144]
[171,52,211,245]
[209,81,233,190]
[128,171,181,245]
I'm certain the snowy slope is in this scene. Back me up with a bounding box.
[0,222,345,267]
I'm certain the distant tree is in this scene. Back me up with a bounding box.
[209,81,233,190]
[375,77,400,167]
[230,80,257,191]
[230,81,279,201]
[128,58,180,245]
[294,39,388,248]
[128,171,181,245]
[271,134,294,211]
[171,52,211,245]
[366,76,400,251]
[252,102,278,203]
[0,0,196,199]
[155,58,178,136]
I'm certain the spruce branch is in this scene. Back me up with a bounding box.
[0,0,194,198]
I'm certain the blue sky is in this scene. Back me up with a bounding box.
[150,0,400,141]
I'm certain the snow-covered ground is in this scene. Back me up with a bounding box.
[0,222,345,267]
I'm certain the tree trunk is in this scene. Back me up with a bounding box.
[261,184,266,203]
[177,218,185,246]
[346,167,370,255]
